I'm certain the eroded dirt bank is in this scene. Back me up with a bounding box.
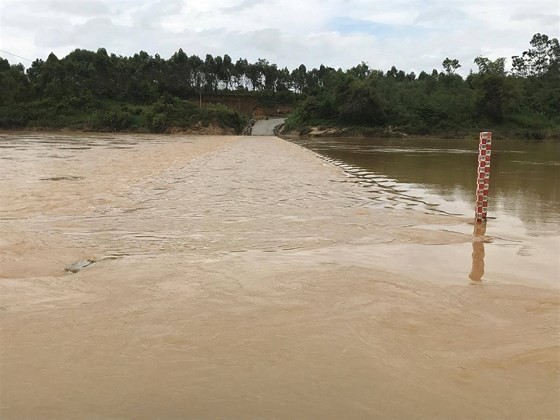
[0,134,558,418]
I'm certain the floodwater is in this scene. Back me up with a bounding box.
[290,136,560,286]
[1,133,559,418]
[290,136,560,234]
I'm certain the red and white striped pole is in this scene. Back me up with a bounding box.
[475,132,492,223]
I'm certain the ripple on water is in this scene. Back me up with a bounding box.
[39,176,85,181]
[314,155,458,216]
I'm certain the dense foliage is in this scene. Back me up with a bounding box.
[0,49,299,132]
[0,33,558,137]
[285,34,560,139]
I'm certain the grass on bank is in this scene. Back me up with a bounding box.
[282,111,560,141]
[0,95,248,134]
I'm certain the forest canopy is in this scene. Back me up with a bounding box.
[0,33,558,138]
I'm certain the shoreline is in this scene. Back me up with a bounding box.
[278,123,560,141]
[4,120,559,141]
[1,127,553,142]
[0,124,237,136]
[282,130,560,141]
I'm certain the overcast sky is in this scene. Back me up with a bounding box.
[1,0,558,74]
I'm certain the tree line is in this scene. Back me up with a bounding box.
[285,33,559,139]
[0,49,302,132]
[0,48,305,104]
[0,33,558,137]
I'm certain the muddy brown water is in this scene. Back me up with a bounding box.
[289,136,560,231]
[0,133,558,418]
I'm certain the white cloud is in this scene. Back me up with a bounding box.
[0,0,558,74]
[42,0,110,16]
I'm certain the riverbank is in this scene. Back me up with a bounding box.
[1,133,558,418]
[0,124,237,136]
[279,123,560,141]
[0,97,247,134]
[6,122,558,141]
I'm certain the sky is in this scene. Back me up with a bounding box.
[0,0,558,75]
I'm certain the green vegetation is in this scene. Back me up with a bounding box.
[285,34,560,139]
[0,49,298,133]
[0,33,558,138]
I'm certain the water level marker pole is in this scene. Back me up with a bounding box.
[475,131,492,223]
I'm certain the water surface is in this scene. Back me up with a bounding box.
[289,136,559,236]
[1,133,558,418]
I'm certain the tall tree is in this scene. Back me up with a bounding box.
[442,58,461,75]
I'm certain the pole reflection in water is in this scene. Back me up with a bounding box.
[469,223,487,282]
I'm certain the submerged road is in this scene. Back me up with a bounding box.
[251,117,285,135]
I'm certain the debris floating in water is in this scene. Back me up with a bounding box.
[64,259,96,273]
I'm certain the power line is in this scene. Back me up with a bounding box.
[0,49,33,62]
